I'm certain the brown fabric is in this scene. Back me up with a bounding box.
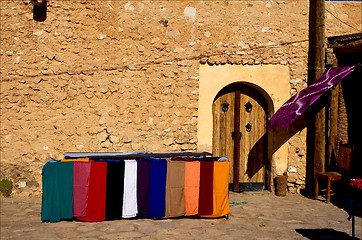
[165,160,186,218]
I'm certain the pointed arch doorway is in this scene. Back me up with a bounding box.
[213,83,269,192]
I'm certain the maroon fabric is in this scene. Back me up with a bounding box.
[171,157,198,161]
[198,161,214,215]
[77,161,107,222]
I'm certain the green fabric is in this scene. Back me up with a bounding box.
[41,161,74,222]
[229,201,247,206]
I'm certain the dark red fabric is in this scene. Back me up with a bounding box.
[77,161,107,222]
[198,161,214,215]
[350,179,362,191]
[171,157,198,161]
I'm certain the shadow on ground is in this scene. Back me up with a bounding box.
[296,228,359,240]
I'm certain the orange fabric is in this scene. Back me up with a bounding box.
[184,161,200,216]
[200,161,230,218]
[61,158,89,162]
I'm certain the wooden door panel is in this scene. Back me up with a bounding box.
[239,88,266,183]
[212,91,234,182]
[213,84,267,186]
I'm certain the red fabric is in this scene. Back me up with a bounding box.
[350,179,362,191]
[73,161,91,218]
[198,161,214,215]
[77,161,107,222]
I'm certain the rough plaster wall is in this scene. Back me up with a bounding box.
[0,1,361,196]
[338,87,348,147]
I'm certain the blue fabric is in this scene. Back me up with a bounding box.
[144,158,167,218]
[95,159,124,163]
[347,197,362,218]
[217,157,228,162]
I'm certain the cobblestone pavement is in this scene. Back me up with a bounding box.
[1,191,361,240]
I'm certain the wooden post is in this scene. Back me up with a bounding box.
[328,83,339,170]
[233,90,241,192]
[306,0,326,194]
[327,54,339,171]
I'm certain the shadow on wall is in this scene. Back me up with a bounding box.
[295,228,358,240]
[246,134,266,179]
[246,97,320,179]
[246,67,362,190]
[341,67,362,177]
[244,87,324,186]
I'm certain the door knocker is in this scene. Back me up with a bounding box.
[245,123,252,132]
[245,101,253,112]
[221,101,229,113]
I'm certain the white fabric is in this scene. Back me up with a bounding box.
[122,160,138,218]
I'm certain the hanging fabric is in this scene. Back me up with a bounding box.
[137,158,151,216]
[61,158,89,162]
[200,161,231,218]
[122,160,138,218]
[42,153,230,222]
[184,160,200,216]
[105,161,125,220]
[77,161,107,222]
[269,66,356,130]
[198,160,214,215]
[165,160,186,218]
[41,160,74,222]
[146,158,167,218]
[73,161,91,218]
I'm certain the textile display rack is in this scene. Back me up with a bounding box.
[41,152,231,223]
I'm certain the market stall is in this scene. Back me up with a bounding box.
[41,152,230,222]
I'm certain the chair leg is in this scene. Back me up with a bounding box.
[352,214,355,238]
[314,177,319,200]
[326,177,331,203]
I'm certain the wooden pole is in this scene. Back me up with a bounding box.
[233,90,241,192]
[327,54,339,171]
[306,0,326,194]
[328,84,339,170]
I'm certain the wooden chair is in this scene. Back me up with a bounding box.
[314,143,354,203]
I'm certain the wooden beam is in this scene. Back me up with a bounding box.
[233,90,241,192]
[306,0,326,194]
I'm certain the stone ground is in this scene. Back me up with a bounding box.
[1,191,361,240]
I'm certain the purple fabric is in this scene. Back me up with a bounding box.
[73,161,91,218]
[137,159,151,216]
[269,66,356,130]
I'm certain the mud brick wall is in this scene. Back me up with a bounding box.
[1,1,361,196]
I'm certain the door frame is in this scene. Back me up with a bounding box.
[198,64,291,191]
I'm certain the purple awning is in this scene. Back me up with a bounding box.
[268,66,356,130]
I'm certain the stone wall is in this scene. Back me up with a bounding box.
[1,1,361,196]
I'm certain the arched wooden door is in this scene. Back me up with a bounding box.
[213,84,268,192]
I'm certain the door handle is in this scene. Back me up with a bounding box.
[232,132,242,140]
